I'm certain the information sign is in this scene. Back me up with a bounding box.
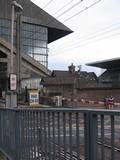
[29,90,39,107]
[10,74,17,91]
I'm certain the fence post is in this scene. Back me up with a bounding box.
[15,110,20,160]
[84,112,90,160]
[89,112,98,160]
[84,111,98,160]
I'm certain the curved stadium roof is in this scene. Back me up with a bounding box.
[86,58,120,69]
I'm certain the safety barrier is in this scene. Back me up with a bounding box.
[0,108,120,160]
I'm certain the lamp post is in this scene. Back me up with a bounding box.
[10,1,23,74]
[16,5,23,95]
[6,1,23,108]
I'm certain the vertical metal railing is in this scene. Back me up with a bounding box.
[90,110,120,160]
[0,108,120,160]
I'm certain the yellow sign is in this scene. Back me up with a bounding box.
[29,90,39,107]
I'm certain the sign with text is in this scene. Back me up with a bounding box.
[10,74,17,91]
[29,90,39,107]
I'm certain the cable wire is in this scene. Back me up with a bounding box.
[50,31,120,56]
[51,24,120,51]
[43,0,54,9]
[55,0,83,19]
[52,0,74,16]
[62,0,101,22]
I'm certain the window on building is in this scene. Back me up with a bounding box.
[0,18,48,67]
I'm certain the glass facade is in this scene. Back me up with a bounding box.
[0,18,13,43]
[21,78,42,89]
[22,23,48,67]
[0,18,48,67]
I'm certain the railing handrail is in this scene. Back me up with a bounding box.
[0,107,120,160]
[0,107,120,118]
[0,107,120,113]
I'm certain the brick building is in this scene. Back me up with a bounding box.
[41,64,98,100]
[41,59,120,106]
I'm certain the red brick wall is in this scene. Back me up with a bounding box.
[76,88,120,102]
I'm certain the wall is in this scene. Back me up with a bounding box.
[44,85,73,96]
[76,88,120,102]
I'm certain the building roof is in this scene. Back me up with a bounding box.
[86,58,120,69]
[52,70,78,77]
[41,70,97,86]
[42,77,75,85]
[52,70,97,78]
[0,0,73,43]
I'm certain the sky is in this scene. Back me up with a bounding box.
[31,0,120,75]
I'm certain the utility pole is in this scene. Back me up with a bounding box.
[6,1,23,108]
[16,12,22,95]
[10,2,15,74]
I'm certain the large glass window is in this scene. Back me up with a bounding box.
[21,22,48,67]
[0,18,12,42]
[0,18,48,67]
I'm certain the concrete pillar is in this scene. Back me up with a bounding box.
[5,92,17,108]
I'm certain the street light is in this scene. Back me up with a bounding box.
[12,1,23,12]
[6,1,23,108]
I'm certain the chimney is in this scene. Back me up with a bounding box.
[68,63,75,74]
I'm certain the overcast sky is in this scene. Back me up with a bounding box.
[32,0,120,75]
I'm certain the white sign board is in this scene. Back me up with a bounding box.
[10,74,17,91]
[29,90,39,107]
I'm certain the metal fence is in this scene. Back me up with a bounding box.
[0,108,120,160]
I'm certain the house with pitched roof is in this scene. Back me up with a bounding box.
[41,64,98,100]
